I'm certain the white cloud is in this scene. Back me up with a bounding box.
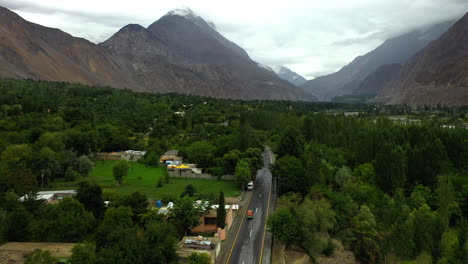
[1,0,467,79]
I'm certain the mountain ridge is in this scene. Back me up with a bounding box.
[375,12,468,105]
[0,6,313,101]
[300,20,455,101]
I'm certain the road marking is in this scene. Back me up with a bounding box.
[259,178,273,264]
[249,229,252,237]
[256,207,258,213]
[259,193,262,198]
[226,190,254,264]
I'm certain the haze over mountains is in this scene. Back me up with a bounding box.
[0,7,313,101]
[301,20,456,102]
[376,12,468,105]
[274,66,308,86]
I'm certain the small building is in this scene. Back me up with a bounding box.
[191,204,238,234]
[160,150,183,164]
[178,236,219,264]
[19,190,77,204]
[344,112,360,117]
[97,150,147,161]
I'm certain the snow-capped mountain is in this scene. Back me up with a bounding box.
[274,66,308,86]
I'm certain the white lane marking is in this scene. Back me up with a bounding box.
[249,230,252,237]
[242,262,245,264]
[256,207,258,213]
[259,193,262,198]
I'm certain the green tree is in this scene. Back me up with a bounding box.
[267,207,301,245]
[114,192,149,224]
[296,197,336,254]
[181,184,197,197]
[216,192,226,228]
[188,252,212,264]
[113,160,130,185]
[33,147,60,186]
[32,198,94,242]
[76,155,94,176]
[64,166,79,182]
[244,147,263,172]
[222,149,241,174]
[274,155,307,195]
[234,159,251,188]
[440,228,459,262]
[24,249,56,264]
[96,206,134,249]
[186,141,216,169]
[375,144,407,194]
[408,204,442,257]
[353,163,375,184]
[275,126,305,158]
[350,205,380,263]
[76,181,105,218]
[70,242,97,264]
[142,221,178,263]
[436,174,455,228]
[145,151,159,167]
[170,196,203,237]
[4,205,32,241]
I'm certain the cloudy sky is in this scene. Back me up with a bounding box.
[1,0,467,79]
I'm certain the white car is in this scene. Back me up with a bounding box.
[247,181,253,191]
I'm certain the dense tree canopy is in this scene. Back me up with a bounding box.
[0,79,467,263]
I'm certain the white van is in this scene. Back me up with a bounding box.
[247,181,253,191]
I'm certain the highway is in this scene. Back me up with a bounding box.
[226,148,274,264]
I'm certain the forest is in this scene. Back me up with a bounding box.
[0,79,467,263]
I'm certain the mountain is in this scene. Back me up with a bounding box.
[100,8,314,100]
[376,13,468,106]
[0,7,312,101]
[274,66,308,86]
[301,20,455,101]
[354,64,402,95]
[0,6,130,89]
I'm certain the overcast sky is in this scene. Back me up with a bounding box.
[1,0,467,79]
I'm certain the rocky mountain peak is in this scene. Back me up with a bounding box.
[274,66,308,86]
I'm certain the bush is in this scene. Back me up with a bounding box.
[188,252,211,264]
[322,239,335,257]
[157,178,163,188]
[65,167,79,182]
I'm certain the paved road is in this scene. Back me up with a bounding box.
[226,148,274,264]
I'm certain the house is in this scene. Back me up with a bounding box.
[19,190,77,204]
[191,204,238,234]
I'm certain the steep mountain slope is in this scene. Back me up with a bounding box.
[0,6,312,101]
[0,6,130,88]
[274,66,308,86]
[301,20,454,101]
[376,13,468,106]
[354,64,402,95]
[100,9,314,100]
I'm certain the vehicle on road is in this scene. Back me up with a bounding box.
[247,210,254,219]
[247,181,253,190]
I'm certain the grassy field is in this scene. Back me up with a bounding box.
[47,161,240,199]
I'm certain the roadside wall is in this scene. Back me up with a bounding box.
[168,169,234,181]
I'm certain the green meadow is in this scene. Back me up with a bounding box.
[47,160,240,199]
